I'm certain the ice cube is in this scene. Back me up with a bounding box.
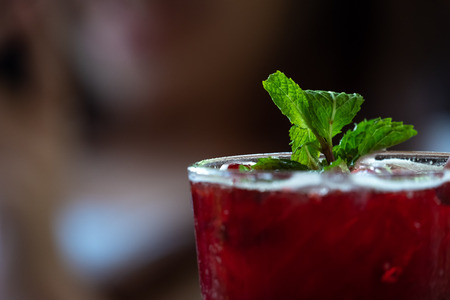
[354,151,449,174]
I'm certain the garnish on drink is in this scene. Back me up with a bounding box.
[248,71,417,172]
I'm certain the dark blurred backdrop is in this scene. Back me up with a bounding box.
[0,0,449,299]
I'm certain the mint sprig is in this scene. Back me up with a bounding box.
[257,71,417,171]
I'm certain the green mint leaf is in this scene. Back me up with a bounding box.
[239,164,252,171]
[303,90,364,146]
[322,157,350,173]
[262,70,308,128]
[289,125,321,170]
[252,157,308,171]
[334,118,418,166]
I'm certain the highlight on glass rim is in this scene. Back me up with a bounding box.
[187,71,450,300]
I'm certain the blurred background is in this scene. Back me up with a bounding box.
[0,0,449,299]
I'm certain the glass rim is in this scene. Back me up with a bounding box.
[188,151,450,191]
[188,150,449,174]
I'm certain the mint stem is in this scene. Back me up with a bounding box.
[314,132,335,165]
[322,145,335,165]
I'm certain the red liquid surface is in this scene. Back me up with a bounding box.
[191,180,450,300]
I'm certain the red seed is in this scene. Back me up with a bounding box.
[381,266,403,283]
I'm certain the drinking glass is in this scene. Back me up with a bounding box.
[188,151,450,300]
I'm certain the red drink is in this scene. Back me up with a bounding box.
[188,152,450,300]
